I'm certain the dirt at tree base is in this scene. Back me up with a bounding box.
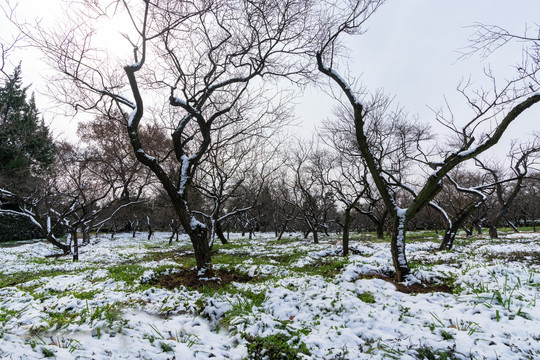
[356,273,453,294]
[154,268,256,290]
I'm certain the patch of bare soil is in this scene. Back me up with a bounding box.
[144,249,194,263]
[154,268,256,290]
[485,251,540,265]
[356,273,453,294]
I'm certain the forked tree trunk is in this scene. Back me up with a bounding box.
[462,226,473,237]
[475,220,483,234]
[169,223,181,244]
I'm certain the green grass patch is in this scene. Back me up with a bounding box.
[41,347,55,358]
[243,329,311,360]
[415,345,460,360]
[220,289,267,330]
[293,257,348,277]
[41,310,81,331]
[0,307,23,326]
[107,264,147,285]
[358,291,376,304]
[214,241,252,250]
[72,290,100,300]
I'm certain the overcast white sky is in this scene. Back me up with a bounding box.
[298,0,540,150]
[3,0,540,158]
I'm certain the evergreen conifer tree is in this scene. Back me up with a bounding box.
[0,65,56,188]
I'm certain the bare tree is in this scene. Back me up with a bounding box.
[476,138,540,238]
[191,108,287,247]
[316,1,540,280]
[288,141,337,244]
[13,0,316,275]
[313,139,367,254]
[436,169,490,250]
[513,173,540,231]
[0,142,136,258]
[266,172,300,241]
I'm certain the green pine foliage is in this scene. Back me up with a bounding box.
[0,65,57,241]
[0,65,56,184]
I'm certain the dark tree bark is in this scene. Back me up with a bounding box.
[72,230,79,262]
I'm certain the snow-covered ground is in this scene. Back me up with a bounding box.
[0,231,539,359]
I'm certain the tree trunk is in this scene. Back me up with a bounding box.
[82,226,90,245]
[276,224,287,241]
[312,229,319,244]
[147,221,153,240]
[390,214,410,282]
[505,217,519,232]
[376,220,385,240]
[190,224,212,276]
[46,234,71,255]
[342,208,351,256]
[440,202,481,251]
[472,218,483,234]
[72,230,79,262]
[489,225,498,239]
[215,221,228,244]
[440,228,456,251]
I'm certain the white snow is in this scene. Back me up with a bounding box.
[0,231,539,359]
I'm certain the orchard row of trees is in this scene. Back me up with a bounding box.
[1,0,539,281]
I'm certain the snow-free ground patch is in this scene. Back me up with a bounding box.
[0,231,539,359]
